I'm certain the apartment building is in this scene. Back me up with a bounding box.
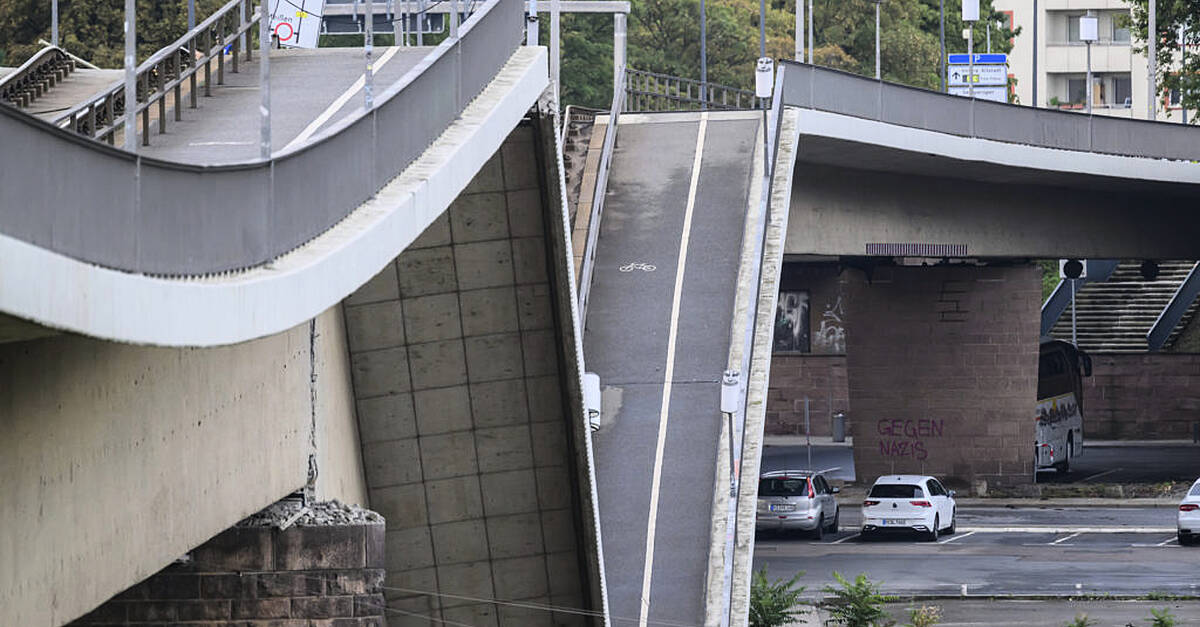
[993,0,1188,121]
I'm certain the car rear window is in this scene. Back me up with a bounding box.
[869,484,925,498]
[759,477,809,497]
[1190,483,1200,497]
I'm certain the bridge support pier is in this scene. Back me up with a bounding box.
[843,263,1041,489]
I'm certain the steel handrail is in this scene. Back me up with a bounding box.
[624,67,763,112]
[53,0,257,145]
[576,64,625,325]
[0,45,76,107]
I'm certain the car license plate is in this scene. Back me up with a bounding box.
[770,504,796,513]
[883,518,905,525]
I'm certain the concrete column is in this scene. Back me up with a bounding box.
[843,264,1041,489]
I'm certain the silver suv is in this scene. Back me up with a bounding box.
[755,470,841,539]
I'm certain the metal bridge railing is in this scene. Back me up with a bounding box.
[53,0,257,146]
[624,67,765,113]
[0,46,77,108]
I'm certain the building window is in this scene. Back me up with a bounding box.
[1112,18,1131,43]
[1068,78,1087,104]
[1068,15,1082,43]
[774,291,811,353]
[1113,75,1132,107]
[1170,87,1182,106]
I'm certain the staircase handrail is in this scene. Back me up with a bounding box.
[1148,262,1200,351]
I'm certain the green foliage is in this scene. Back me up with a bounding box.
[0,0,228,68]
[905,605,941,627]
[749,566,808,627]
[1064,614,1098,627]
[823,572,891,627]
[560,13,614,108]
[1125,0,1199,122]
[1039,260,1061,303]
[1150,607,1178,627]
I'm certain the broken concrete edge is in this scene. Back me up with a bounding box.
[571,114,609,288]
[702,119,769,627]
[537,105,612,626]
[727,107,803,627]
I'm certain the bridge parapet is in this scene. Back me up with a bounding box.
[779,61,1200,162]
[0,0,524,277]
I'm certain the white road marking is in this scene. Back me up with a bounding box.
[619,262,657,272]
[1050,532,1081,545]
[281,46,401,151]
[831,533,860,544]
[959,526,1175,534]
[637,112,708,627]
[938,530,976,544]
[1080,467,1121,482]
[1156,536,1180,546]
[188,141,254,146]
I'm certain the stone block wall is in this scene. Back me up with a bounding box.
[767,355,849,436]
[768,263,851,436]
[343,123,589,626]
[844,264,1042,487]
[69,515,385,626]
[1083,353,1200,440]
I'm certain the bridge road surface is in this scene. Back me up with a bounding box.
[585,111,761,626]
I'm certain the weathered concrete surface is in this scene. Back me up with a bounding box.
[0,307,366,627]
[844,264,1042,487]
[787,161,1200,259]
[343,121,600,626]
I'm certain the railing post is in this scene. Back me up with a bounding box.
[123,0,137,152]
[204,28,212,96]
[158,61,167,133]
[217,25,225,85]
[259,0,271,159]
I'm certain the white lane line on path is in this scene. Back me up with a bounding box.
[959,526,1175,534]
[938,530,977,544]
[831,533,860,545]
[1081,467,1121,482]
[1156,536,1180,546]
[281,46,402,151]
[637,112,708,627]
[1050,532,1082,545]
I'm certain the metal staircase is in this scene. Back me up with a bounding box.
[1049,260,1200,352]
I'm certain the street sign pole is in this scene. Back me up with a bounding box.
[1148,0,1156,120]
[123,0,136,152]
[874,0,880,79]
[796,0,803,61]
[700,0,706,109]
[51,0,58,47]
[807,0,813,63]
[939,0,945,91]
[260,0,271,159]
[968,27,974,98]
[1081,12,1097,115]
[365,0,374,109]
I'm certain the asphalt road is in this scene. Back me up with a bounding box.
[755,506,1199,599]
[137,46,428,163]
[586,112,760,627]
[761,442,1200,485]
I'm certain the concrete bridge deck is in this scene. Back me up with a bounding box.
[586,111,760,625]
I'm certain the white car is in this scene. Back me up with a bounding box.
[861,475,957,541]
[1178,478,1200,546]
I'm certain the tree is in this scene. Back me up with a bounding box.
[1127,0,1198,121]
[0,0,226,68]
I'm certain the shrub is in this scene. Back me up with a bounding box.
[1150,607,1177,627]
[823,572,890,627]
[749,566,807,627]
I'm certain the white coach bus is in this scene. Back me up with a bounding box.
[1035,338,1092,474]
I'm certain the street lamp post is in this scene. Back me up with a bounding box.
[759,0,766,58]
[1148,0,1156,120]
[1080,12,1098,115]
[701,0,707,108]
[51,0,58,47]
[874,0,881,79]
[939,0,945,91]
[796,0,804,61]
[963,0,978,99]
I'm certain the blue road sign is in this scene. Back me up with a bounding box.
[947,53,1008,65]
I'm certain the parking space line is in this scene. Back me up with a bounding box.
[1080,467,1121,482]
[938,530,976,544]
[1050,532,1081,545]
[1156,536,1179,547]
[959,526,1175,534]
[831,533,860,544]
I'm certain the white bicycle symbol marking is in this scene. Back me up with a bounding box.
[619,262,657,272]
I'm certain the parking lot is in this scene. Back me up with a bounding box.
[754,506,1198,599]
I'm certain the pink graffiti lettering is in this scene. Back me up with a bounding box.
[876,418,941,461]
